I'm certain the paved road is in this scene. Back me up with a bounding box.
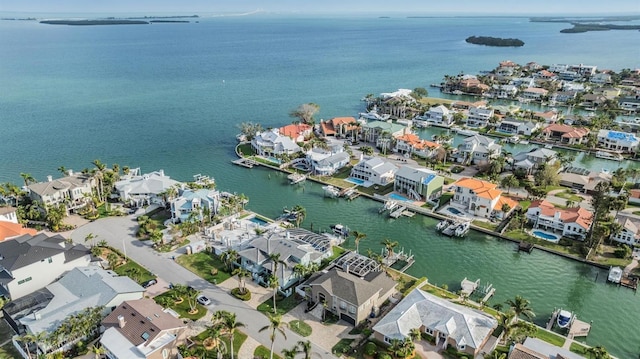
[71,216,338,359]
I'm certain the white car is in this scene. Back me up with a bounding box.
[197,295,211,306]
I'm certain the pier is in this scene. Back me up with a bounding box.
[389,206,407,218]
[287,173,306,185]
[382,247,415,273]
[518,241,534,253]
[232,158,258,168]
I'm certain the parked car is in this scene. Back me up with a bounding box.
[197,295,211,306]
[142,279,157,288]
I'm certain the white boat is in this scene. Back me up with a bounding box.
[454,221,471,237]
[287,173,306,185]
[358,107,391,121]
[330,224,350,237]
[236,133,247,142]
[436,219,453,231]
[507,135,520,144]
[431,134,453,144]
[412,118,431,128]
[595,151,624,161]
[607,266,623,283]
[519,140,529,145]
[544,144,553,149]
[456,129,479,137]
[556,309,574,328]
[322,185,340,198]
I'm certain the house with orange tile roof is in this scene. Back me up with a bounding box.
[534,69,557,80]
[319,117,359,138]
[541,124,590,145]
[0,221,37,242]
[526,200,593,240]
[278,123,312,143]
[450,177,518,219]
[393,133,440,158]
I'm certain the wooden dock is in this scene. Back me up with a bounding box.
[568,319,591,339]
[390,206,407,218]
[518,241,534,253]
[232,158,258,168]
[620,275,638,291]
[287,173,306,184]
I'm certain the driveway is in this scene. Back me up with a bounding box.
[71,216,338,359]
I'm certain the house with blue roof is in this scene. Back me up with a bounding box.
[394,166,444,201]
[597,129,639,153]
[170,189,220,224]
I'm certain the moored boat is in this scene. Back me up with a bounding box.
[595,150,624,161]
[607,266,623,283]
[330,224,350,237]
[454,221,471,237]
[322,185,340,198]
[557,309,574,328]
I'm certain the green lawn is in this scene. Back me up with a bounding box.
[472,220,497,231]
[595,256,632,267]
[421,283,458,300]
[176,251,231,284]
[534,328,566,347]
[238,143,254,156]
[503,230,583,256]
[113,259,155,285]
[554,190,583,202]
[194,328,248,358]
[257,293,303,316]
[570,342,589,355]
[289,320,312,337]
[321,246,347,269]
[332,338,354,356]
[153,291,207,321]
[254,345,282,359]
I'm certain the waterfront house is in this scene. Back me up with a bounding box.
[423,105,454,127]
[236,228,333,292]
[497,118,541,136]
[350,157,398,186]
[509,337,584,359]
[170,188,220,224]
[561,82,587,93]
[590,72,612,84]
[526,200,593,240]
[532,110,559,124]
[251,128,301,157]
[393,133,440,158]
[319,117,359,138]
[394,166,444,201]
[361,121,408,143]
[279,123,313,143]
[100,298,187,359]
[451,100,487,111]
[450,177,518,219]
[114,169,182,208]
[489,84,518,99]
[558,70,579,81]
[552,91,577,104]
[520,87,549,101]
[307,254,396,326]
[27,171,95,212]
[570,64,597,77]
[582,93,607,108]
[610,214,640,246]
[4,266,143,356]
[558,168,612,194]
[0,233,91,300]
[511,148,557,174]
[597,129,639,153]
[456,135,502,165]
[592,87,621,99]
[541,124,589,145]
[525,62,542,71]
[465,106,494,128]
[372,288,497,356]
[377,89,419,119]
[457,76,490,95]
[549,64,569,73]
[619,96,640,111]
[535,69,557,81]
[510,77,535,88]
[0,207,19,223]
[306,147,351,176]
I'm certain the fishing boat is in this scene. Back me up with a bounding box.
[322,185,340,198]
[556,309,574,329]
[607,266,623,284]
[436,219,452,231]
[507,135,520,144]
[454,221,471,237]
[595,151,624,161]
[330,224,350,237]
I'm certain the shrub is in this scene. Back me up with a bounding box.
[364,342,377,356]
[231,287,251,301]
[614,245,631,259]
[377,352,392,359]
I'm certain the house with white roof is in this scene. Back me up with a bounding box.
[450,178,517,219]
[27,171,96,212]
[610,214,640,246]
[465,107,494,128]
[549,64,569,73]
[394,166,444,201]
[0,207,19,224]
[306,147,351,176]
[511,148,557,174]
[489,84,518,99]
[497,118,541,136]
[100,298,187,359]
[372,288,497,356]
[350,157,398,186]
[361,121,407,144]
[526,200,593,240]
[597,130,639,153]
[170,189,220,224]
[251,128,302,157]
[114,169,182,207]
[457,135,501,165]
[559,168,612,194]
[0,233,91,300]
[423,105,454,127]
[520,87,549,101]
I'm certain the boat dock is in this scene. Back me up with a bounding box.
[442,221,460,236]
[339,187,360,200]
[546,308,591,338]
[287,173,306,185]
[232,158,258,168]
[389,206,407,218]
[381,248,415,273]
[460,278,479,296]
[379,200,398,214]
[620,275,638,290]
[518,241,534,253]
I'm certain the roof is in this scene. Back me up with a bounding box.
[598,129,638,143]
[363,121,406,134]
[279,123,312,140]
[452,178,503,201]
[521,337,584,359]
[115,170,181,196]
[395,166,440,184]
[320,117,358,136]
[0,233,90,271]
[529,200,593,229]
[615,214,640,236]
[27,173,93,197]
[494,196,519,211]
[508,343,547,359]
[309,267,396,306]
[0,222,37,241]
[523,87,549,94]
[543,124,589,138]
[0,207,17,216]
[395,133,440,151]
[373,288,497,349]
[102,298,185,347]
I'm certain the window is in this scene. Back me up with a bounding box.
[339,301,346,310]
[425,328,434,335]
[458,344,466,351]
[162,349,169,359]
[384,336,392,344]
[48,257,53,263]
[348,305,356,314]
[141,332,150,340]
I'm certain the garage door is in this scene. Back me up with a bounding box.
[340,313,356,326]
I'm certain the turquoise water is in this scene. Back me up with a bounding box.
[1,15,639,356]
[249,217,269,226]
[532,230,561,242]
[388,193,412,202]
[346,177,366,186]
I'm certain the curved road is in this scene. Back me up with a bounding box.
[71,216,338,359]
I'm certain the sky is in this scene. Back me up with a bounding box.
[1,0,639,16]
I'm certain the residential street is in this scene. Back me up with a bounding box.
[71,216,339,359]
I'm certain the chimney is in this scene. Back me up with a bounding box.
[47,175,53,182]
[159,169,165,177]
[67,169,73,176]
[118,315,126,328]
[33,312,41,320]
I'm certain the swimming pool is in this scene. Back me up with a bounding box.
[346,177,365,185]
[446,207,464,216]
[389,193,411,202]
[532,230,560,242]
[266,157,281,164]
[250,217,269,226]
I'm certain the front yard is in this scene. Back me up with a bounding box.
[257,293,304,316]
[153,290,207,321]
[176,251,232,284]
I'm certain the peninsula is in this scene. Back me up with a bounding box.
[40,19,149,26]
[465,35,524,47]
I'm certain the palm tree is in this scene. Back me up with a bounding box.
[292,263,307,284]
[351,231,367,254]
[268,275,280,313]
[505,295,535,321]
[409,327,422,342]
[20,172,36,187]
[218,311,245,359]
[232,267,251,294]
[90,246,103,258]
[292,204,306,228]
[220,249,239,272]
[57,166,67,176]
[88,344,106,359]
[126,267,142,282]
[586,345,611,359]
[267,252,287,284]
[500,174,519,194]
[92,159,107,202]
[381,238,399,260]
[84,232,97,247]
[281,346,299,359]
[297,340,312,359]
[186,287,201,314]
[259,314,288,359]
[20,333,36,359]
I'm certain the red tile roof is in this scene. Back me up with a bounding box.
[395,133,440,150]
[320,117,357,136]
[542,124,589,138]
[530,200,593,229]
[453,178,503,200]
[0,221,37,241]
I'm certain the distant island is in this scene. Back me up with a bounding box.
[530,16,640,33]
[560,23,640,33]
[40,20,148,26]
[465,36,524,47]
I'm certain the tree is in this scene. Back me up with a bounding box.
[586,345,611,359]
[20,333,36,359]
[381,238,399,260]
[292,204,306,228]
[186,287,201,314]
[351,230,367,254]
[107,252,120,269]
[90,246,102,258]
[501,174,519,194]
[20,172,36,187]
[232,267,251,294]
[259,314,288,359]
[84,232,97,248]
[297,340,312,359]
[217,311,245,359]
[290,103,320,125]
[505,295,535,321]
[409,328,422,342]
[497,310,536,345]
[411,87,428,99]
[57,166,68,176]
[220,249,239,272]
[45,203,67,232]
[268,275,280,313]
[126,267,142,282]
[88,344,106,359]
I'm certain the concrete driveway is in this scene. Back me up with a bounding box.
[71,215,339,359]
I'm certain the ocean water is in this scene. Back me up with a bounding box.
[1,15,640,356]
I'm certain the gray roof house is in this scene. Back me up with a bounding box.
[27,171,95,212]
[457,135,501,165]
[512,148,557,173]
[251,128,301,157]
[350,156,399,186]
[394,166,444,201]
[497,118,541,136]
[372,288,497,356]
[170,188,220,224]
[0,233,91,300]
[114,169,182,207]
[306,148,351,176]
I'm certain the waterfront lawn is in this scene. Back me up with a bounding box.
[321,246,346,268]
[153,291,207,321]
[569,342,589,355]
[238,143,254,156]
[257,293,303,316]
[113,260,155,285]
[289,320,312,337]
[436,193,454,210]
[193,328,248,358]
[534,328,565,347]
[254,345,282,359]
[176,251,231,284]
[419,97,454,106]
[421,283,458,300]
[472,220,497,231]
[503,230,583,256]
[358,182,394,196]
[518,200,532,211]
